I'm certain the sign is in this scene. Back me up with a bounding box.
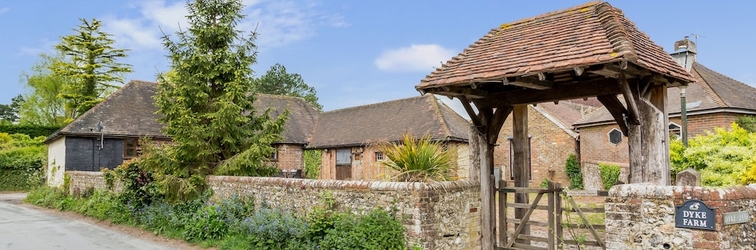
[723,211,749,225]
[675,199,716,231]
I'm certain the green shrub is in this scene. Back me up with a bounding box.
[304,149,322,179]
[379,134,453,182]
[598,163,621,190]
[0,124,61,138]
[0,133,46,191]
[670,123,756,186]
[183,204,229,241]
[240,208,310,249]
[565,154,583,189]
[736,115,756,132]
[319,210,405,250]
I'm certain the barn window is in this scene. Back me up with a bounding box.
[336,148,351,165]
[608,128,622,145]
[508,136,532,181]
[669,122,682,139]
[123,139,139,159]
[269,148,278,161]
[375,152,385,161]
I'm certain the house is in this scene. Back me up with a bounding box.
[492,36,756,189]
[46,81,471,185]
[495,100,601,186]
[574,37,756,187]
[46,80,321,186]
[309,95,471,181]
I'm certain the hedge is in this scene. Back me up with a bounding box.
[0,124,61,138]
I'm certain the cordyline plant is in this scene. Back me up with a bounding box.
[378,134,454,182]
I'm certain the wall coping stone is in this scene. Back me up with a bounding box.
[208,175,479,192]
[609,183,756,201]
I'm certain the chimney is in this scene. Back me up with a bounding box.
[670,36,697,72]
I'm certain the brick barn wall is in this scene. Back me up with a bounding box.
[273,144,304,171]
[495,105,577,187]
[669,112,742,137]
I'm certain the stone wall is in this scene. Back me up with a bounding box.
[64,171,482,249]
[606,184,756,249]
[581,161,629,190]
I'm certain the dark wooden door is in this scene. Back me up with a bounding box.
[336,165,351,180]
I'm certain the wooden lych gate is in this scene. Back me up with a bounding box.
[414,2,695,249]
[497,181,608,250]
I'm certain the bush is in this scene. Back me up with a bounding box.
[304,150,322,179]
[565,154,583,189]
[240,208,310,249]
[0,133,46,191]
[736,115,756,133]
[598,163,621,190]
[183,205,229,241]
[671,123,756,186]
[0,124,61,138]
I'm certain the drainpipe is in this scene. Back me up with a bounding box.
[680,86,688,147]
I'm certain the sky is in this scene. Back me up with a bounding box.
[1,0,755,115]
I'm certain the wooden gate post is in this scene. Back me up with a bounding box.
[512,105,531,243]
[628,83,670,185]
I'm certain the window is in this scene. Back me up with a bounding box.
[354,153,362,161]
[669,122,682,139]
[375,152,385,161]
[123,139,139,159]
[508,136,532,181]
[269,147,278,161]
[336,148,351,165]
[608,128,622,145]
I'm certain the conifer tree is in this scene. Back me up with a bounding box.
[55,18,132,119]
[146,0,287,201]
[255,63,322,110]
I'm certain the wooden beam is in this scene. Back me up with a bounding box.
[512,105,530,244]
[596,95,629,135]
[504,76,553,90]
[476,78,623,108]
[458,96,481,128]
[487,105,514,143]
[618,74,640,125]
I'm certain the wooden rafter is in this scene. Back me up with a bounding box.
[504,76,553,90]
[475,78,623,108]
[618,74,641,125]
[458,95,481,128]
[597,95,629,135]
[487,105,514,143]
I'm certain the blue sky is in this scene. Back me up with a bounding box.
[1,0,754,114]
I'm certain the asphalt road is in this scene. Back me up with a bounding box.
[0,193,173,250]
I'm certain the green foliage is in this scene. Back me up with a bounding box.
[55,18,132,119]
[25,184,406,249]
[0,133,46,191]
[736,115,756,133]
[113,162,161,208]
[379,134,454,182]
[0,95,23,123]
[304,150,322,179]
[19,53,71,126]
[254,63,322,110]
[146,0,287,202]
[670,123,756,186]
[565,154,583,189]
[0,124,61,137]
[598,163,621,190]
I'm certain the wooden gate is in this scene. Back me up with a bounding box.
[496,181,607,250]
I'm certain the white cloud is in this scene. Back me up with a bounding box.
[0,7,9,15]
[101,0,347,51]
[374,44,456,72]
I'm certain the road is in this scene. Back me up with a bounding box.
[0,193,173,250]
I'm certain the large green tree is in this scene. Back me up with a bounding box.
[0,95,23,123]
[255,63,322,109]
[145,0,287,201]
[55,18,132,119]
[19,53,72,126]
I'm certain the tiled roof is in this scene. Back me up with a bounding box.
[575,62,756,126]
[256,94,320,144]
[47,80,165,142]
[417,1,694,89]
[308,95,470,148]
[538,100,600,127]
[47,81,322,145]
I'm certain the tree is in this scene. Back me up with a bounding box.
[255,63,322,110]
[55,18,132,119]
[143,0,287,201]
[0,95,24,123]
[19,53,71,126]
